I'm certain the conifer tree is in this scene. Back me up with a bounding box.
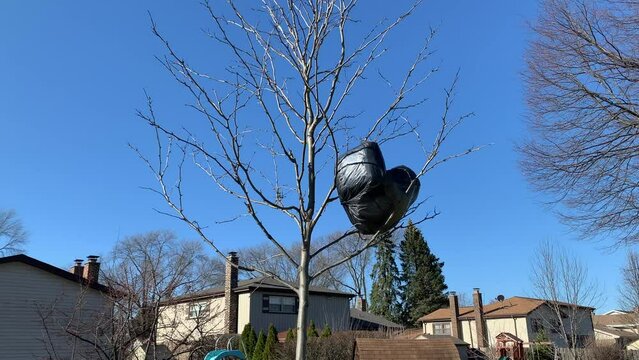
[369,232,401,322]
[285,328,295,342]
[306,320,319,338]
[241,323,257,359]
[399,220,448,326]
[253,330,266,360]
[320,324,332,338]
[263,324,278,360]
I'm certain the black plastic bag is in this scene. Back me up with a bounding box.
[336,141,420,234]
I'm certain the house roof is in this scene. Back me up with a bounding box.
[350,308,403,329]
[168,276,353,303]
[419,296,595,322]
[594,325,639,340]
[594,313,639,327]
[0,254,110,293]
[353,338,463,360]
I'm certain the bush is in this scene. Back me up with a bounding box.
[253,331,266,360]
[241,323,257,359]
[264,324,278,360]
[321,324,332,338]
[307,320,319,338]
[276,330,389,360]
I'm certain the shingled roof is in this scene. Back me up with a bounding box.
[166,276,353,303]
[419,296,594,322]
[353,338,464,360]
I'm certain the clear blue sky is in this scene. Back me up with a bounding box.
[0,1,626,312]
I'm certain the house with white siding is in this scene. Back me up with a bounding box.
[0,254,113,360]
[156,252,354,356]
[419,289,594,350]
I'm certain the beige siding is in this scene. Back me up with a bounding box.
[485,317,529,346]
[0,262,111,360]
[424,317,530,347]
[157,297,226,346]
[237,293,251,332]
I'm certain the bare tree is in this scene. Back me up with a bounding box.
[240,238,347,290]
[134,1,479,358]
[521,0,639,245]
[530,241,602,357]
[0,209,27,256]
[101,230,224,359]
[619,250,639,323]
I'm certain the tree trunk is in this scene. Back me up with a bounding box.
[295,247,310,360]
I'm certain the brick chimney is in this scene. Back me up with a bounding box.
[70,259,84,278]
[355,297,367,312]
[224,252,239,334]
[473,288,487,348]
[83,255,100,285]
[449,291,462,338]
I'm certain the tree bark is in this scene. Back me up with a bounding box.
[295,246,310,360]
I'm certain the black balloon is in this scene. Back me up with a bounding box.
[336,141,420,234]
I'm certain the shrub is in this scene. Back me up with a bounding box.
[285,328,295,342]
[253,330,266,360]
[263,324,278,360]
[241,323,257,359]
[307,320,319,338]
[321,324,332,338]
[276,330,389,360]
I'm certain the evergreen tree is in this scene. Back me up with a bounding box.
[399,220,448,326]
[307,320,319,338]
[320,323,332,338]
[252,330,265,360]
[285,328,295,342]
[369,232,401,323]
[241,323,257,359]
[263,324,278,360]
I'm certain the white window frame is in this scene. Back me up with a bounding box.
[188,301,210,319]
[433,322,451,335]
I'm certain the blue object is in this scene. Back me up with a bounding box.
[203,350,246,360]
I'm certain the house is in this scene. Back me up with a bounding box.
[157,252,354,351]
[353,337,469,360]
[593,310,639,349]
[0,254,113,360]
[419,288,595,349]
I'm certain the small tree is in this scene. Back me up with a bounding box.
[307,320,319,338]
[526,330,554,360]
[241,323,257,359]
[399,220,448,326]
[138,2,480,359]
[369,233,401,323]
[320,324,332,338]
[530,241,601,358]
[253,331,266,360]
[264,324,279,360]
[285,328,295,343]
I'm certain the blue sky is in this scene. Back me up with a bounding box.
[0,1,626,312]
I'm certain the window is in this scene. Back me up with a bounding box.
[433,322,451,335]
[188,302,210,319]
[262,295,297,314]
[531,319,544,333]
